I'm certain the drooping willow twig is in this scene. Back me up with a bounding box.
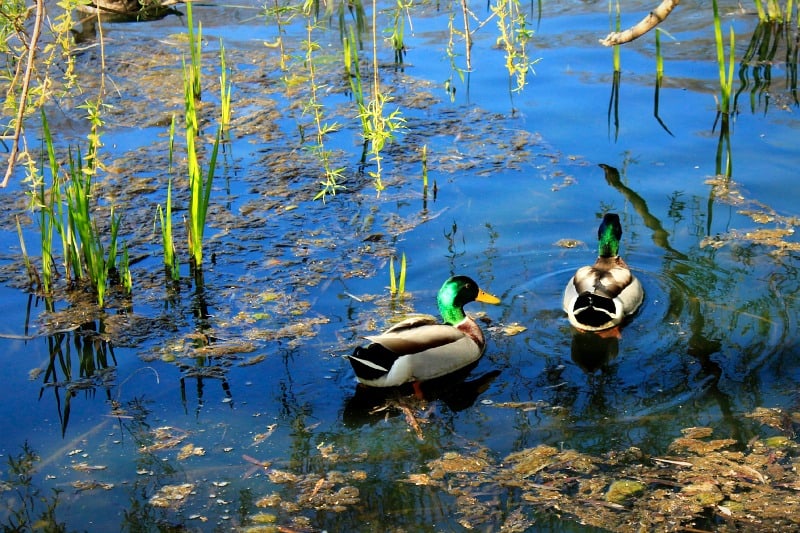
[599,0,680,46]
[3,0,45,188]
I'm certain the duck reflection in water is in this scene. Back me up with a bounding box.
[570,330,619,374]
[342,364,501,429]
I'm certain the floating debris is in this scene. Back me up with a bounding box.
[605,479,646,505]
[555,238,583,248]
[251,424,277,446]
[149,483,195,509]
[501,322,527,336]
[71,480,114,492]
[177,444,205,460]
[71,463,107,472]
[139,426,189,453]
[409,425,800,531]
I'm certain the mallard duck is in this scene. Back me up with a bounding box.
[346,275,500,388]
[77,0,182,20]
[563,213,643,335]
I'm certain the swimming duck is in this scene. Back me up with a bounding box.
[346,275,500,388]
[563,213,643,335]
[77,0,182,20]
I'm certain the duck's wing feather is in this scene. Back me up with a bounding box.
[378,314,438,335]
[570,261,634,300]
[349,323,469,383]
[365,323,465,355]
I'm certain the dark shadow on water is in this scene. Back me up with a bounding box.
[599,162,753,448]
[39,320,118,436]
[177,266,235,415]
[607,70,620,141]
[653,75,674,137]
[342,367,501,428]
[735,20,800,113]
[599,162,687,260]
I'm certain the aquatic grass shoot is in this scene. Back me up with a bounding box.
[156,179,178,280]
[183,68,221,269]
[711,0,735,177]
[64,146,125,308]
[606,0,622,140]
[186,0,202,100]
[390,0,410,66]
[712,0,736,115]
[182,7,222,269]
[219,38,232,133]
[754,0,789,22]
[421,144,428,200]
[35,109,129,306]
[157,114,180,280]
[389,252,407,296]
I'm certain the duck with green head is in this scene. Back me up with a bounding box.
[563,213,643,336]
[346,275,500,388]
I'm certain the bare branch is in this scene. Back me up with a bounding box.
[599,0,680,47]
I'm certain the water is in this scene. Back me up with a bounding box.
[1,0,800,530]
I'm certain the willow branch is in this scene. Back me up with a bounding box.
[2,0,45,188]
[599,0,680,47]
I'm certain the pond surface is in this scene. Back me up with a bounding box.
[2,0,800,530]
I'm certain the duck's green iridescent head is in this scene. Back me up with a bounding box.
[437,275,500,325]
[597,213,623,258]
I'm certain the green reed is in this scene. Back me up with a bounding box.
[38,110,61,292]
[219,38,232,133]
[421,144,429,200]
[35,108,129,306]
[608,0,621,72]
[157,113,179,281]
[712,0,735,115]
[186,1,202,100]
[157,115,180,279]
[754,0,789,22]
[655,28,664,83]
[156,178,178,279]
[182,5,223,268]
[389,0,410,65]
[64,146,124,307]
[389,252,407,296]
[183,66,221,268]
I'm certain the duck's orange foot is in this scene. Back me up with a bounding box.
[412,380,425,399]
[595,326,622,339]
